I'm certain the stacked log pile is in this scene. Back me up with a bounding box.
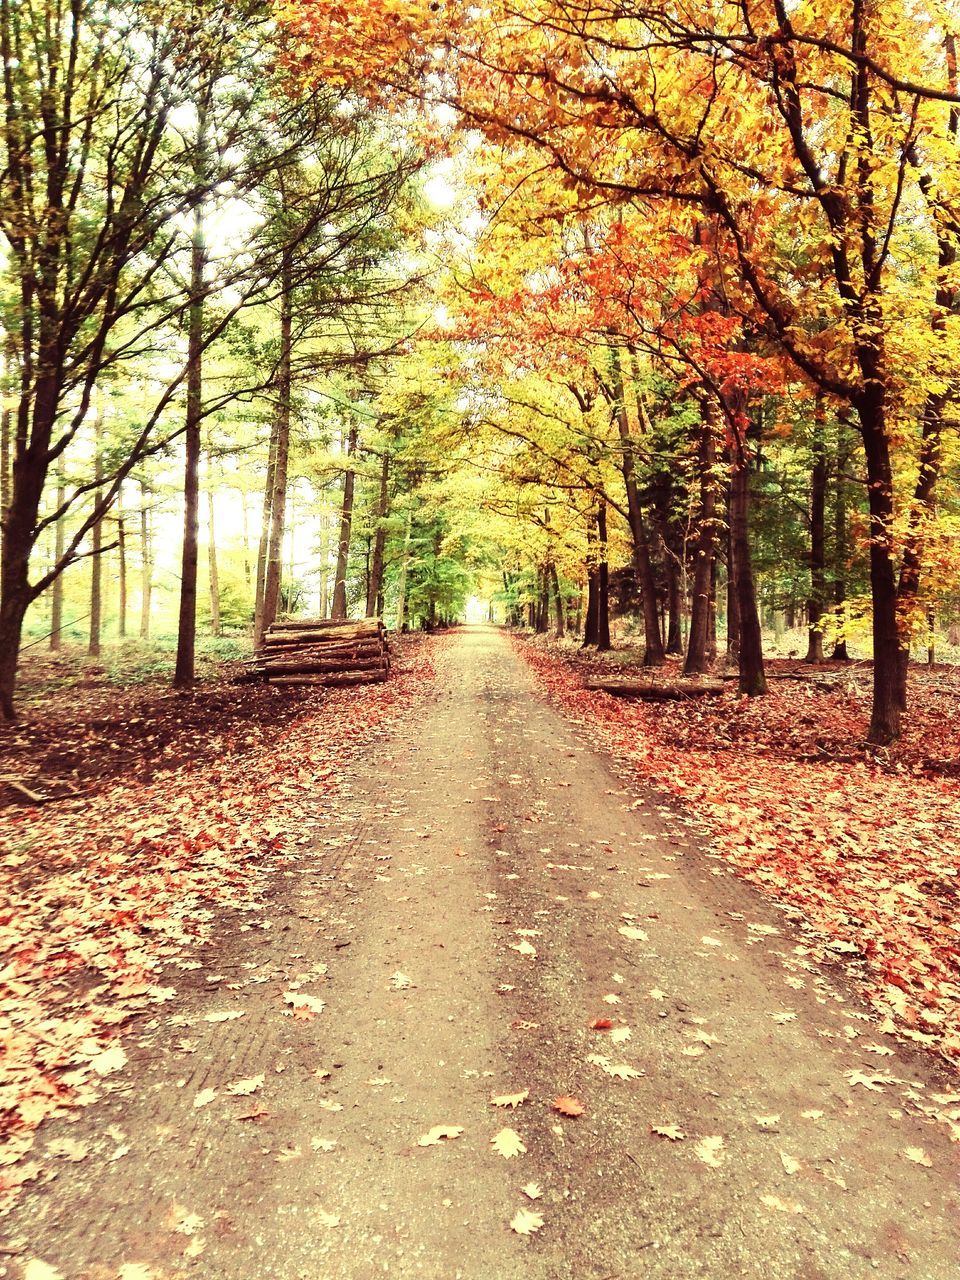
[256,618,390,687]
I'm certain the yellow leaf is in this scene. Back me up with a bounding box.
[903,1147,933,1167]
[693,1135,725,1167]
[521,1181,543,1199]
[226,1073,264,1096]
[417,1125,463,1147]
[510,1208,543,1235]
[491,1090,529,1109]
[492,1127,526,1158]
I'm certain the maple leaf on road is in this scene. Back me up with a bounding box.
[492,1127,526,1158]
[491,1090,529,1109]
[417,1125,463,1147]
[510,1208,544,1235]
[551,1096,585,1117]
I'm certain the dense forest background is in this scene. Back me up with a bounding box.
[4,0,960,745]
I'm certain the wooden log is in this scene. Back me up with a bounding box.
[259,640,386,659]
[584,676,724,699]
[263,656,388,675]
[269,670,388,686]
[267,617,383,631]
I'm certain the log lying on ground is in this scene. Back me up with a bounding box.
[584,675,724,699]
[254,617,390,688]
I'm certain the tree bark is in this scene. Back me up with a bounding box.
[548,561,565,638]
[395,510,412,631]
[260,246,294,639]
[140,482,152,640]
[857,387,901,743]
[207,470,221,637]
[730,445,767,695]
[365,453,389,617]
[174,194,206,688]
[596,503,611,651]
[117,484,127,639]
[89,418,103,657]
[332,425,359,621]
[50,462,66,651]
[831,420,851,660]
[805,405,827,663]
[684,402,717,675]
[609,346,665,664]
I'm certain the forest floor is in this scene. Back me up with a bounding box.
[2,626,959,1279]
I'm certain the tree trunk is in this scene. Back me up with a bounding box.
[609,346,665,664]
[725,509,740,662]
[50,462,66,651]
[240,490,252,586]
[548,561,565,638]
[332,425,359,621]
[730,445,767,695]
[395,509,412,631]
[89,418,103,657]
[365,453,389,617]
[207,467,221,637]
[666,553,683,654]
[596,503,611,651]
[254,419,279,639]
[857,388,901,743]
[117,484,127,640]
[684,402,717,675]
[174,195,206,688]
[260,247,294,639]
[707,554,718,665]
[805,406,827,663]
[140,482,152,640]
[831,420,851,661]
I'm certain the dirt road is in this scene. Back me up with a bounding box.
[9,626,959,1279]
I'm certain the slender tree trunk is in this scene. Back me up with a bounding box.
[725,505,740,662]
[395,509,412,632]
[548,561,565,637]
[596,503,611,651]
[331,425,359,621]
[117,484,127,639]
[318,506,330,619]
[174,194,206,688]
[365,453,389,617]
[140,482,152,640]
[666,551,683,654]
[730,446,767,695]
[240,489,252,586]
[89,417,103,657]
[50,461,66,651]
[684,403,717,675]
[254,424,279,638]
[260,247,294,639]
[831,420,851,661]
[207,467,221,637]
[0,338,12,551]
[805,405,827,663]
[707,555,718,665]
[609,346,665,664]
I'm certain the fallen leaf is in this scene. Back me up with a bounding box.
[492,1127,526,1158]
[204,1011,244,1023]
[90,1044,127,1076]
[903,1147,933,1167]
[23,1263,63,1280]
[760,1193,804,1214]
[551,1096,585,1117]
[589,1017,614,1030]
[618,925,648,942]
[521,1181,543,1200]
[700,936,723,947]
[193,1088,217,1109]
[652,1124,685,1141]
[417,1125,463,1147]
[316,1210,341,1228]
[509,939,537,957]
[610,1027,632,1045]
[311,1137,337,1152]
[693,1136,725,1168]
[780,1152,801,1175]
[46,1137,89,1162]
[510,1208,543,1235]
[390,972,413,990]
[226,1073,264,1096]
[491,1090,529,1109]
[117,1267,154,1280]
[586,1053,642,1080]
[282,991,325,1015]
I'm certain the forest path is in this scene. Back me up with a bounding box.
[10,626,958,1280]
